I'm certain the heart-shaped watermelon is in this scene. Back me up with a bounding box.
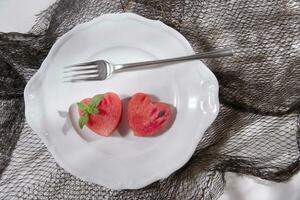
[78,92,122,136]
[128,93,172,136]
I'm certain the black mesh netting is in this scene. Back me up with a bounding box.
[0,0,299,199]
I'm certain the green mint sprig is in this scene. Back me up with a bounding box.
[77,94,103,129]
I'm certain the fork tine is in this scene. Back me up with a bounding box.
[64,60,100,68]
[63,72,99,78]
[63,66,98,73]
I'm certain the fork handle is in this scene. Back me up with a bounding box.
[117,48,233,70]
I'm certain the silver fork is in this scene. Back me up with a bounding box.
[63,48,233,82]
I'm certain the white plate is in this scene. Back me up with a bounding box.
[24,13,219,190]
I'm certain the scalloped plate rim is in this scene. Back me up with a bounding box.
[24,13,220,190]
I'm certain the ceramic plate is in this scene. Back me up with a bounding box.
[24,13,219,190]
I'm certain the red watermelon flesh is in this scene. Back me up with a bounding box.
[128,93,172,136]
[79,92,122,136]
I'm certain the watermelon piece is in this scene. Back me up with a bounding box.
[128,93,172,136]
[79,92,122,136]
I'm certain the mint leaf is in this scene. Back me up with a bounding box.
[89,94,103,107]
[86,106,93,114]
[90,107,99,114]
[84,105,98,114]
[79,113,89,129]
[77,94,103,129]
[77,102,88,111]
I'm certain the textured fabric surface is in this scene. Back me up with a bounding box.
[0,0,299,199]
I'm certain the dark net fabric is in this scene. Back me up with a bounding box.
[0,0,299,199]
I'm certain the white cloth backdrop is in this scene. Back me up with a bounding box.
[1,0,299,199]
